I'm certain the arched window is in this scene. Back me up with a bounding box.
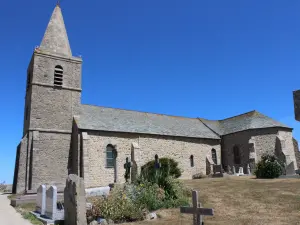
[211,149,217,164]
[54,65,63,87]
[190,155,194,167]
[233,145,241,164]
[106,145,114,168]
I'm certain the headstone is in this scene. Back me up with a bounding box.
[180,190,214,225]
[247,164,251,175]
[85,186,110,197]
[233,166,237,175]
[36,185,46,215]
[238,167,244,176]
[227,165,232,174]
[213,165,222,174]
[64,174,87,225]
[124,157,131,182]
[45,186,57,219]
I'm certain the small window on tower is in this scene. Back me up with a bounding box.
[54,65,63,87]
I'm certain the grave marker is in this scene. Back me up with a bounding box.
[180,190,214,225]
[45,186,57,219]
[124,157,131,182]
[36,185,46,215]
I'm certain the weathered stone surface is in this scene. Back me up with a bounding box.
[221,128,297,172]
[89,221,98,225]
[36,185,46,215]
[64,174,87,225]
[82,131,221,187]
[293,90,300,121]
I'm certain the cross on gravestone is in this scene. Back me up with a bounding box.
[180,190,214,225]
[124,157,132,182]
[154,155,161,169]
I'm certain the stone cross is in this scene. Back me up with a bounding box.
[154,155,161,169]
[36,185,46,215]
[45,186,57,220]
[124,157,132,182]
[180,190,214,225]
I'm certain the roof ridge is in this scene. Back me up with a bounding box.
[220,110,257,121]
[82,104,197,120]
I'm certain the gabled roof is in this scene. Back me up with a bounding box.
[199,110,292,136]
[76,104,221,139]
[39,5,72,56]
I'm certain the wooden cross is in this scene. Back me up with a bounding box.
[180,190,214,225]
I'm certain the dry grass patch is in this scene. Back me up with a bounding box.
[120,176,300,225]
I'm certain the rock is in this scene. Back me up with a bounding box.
[146,212,157,220]
[86,202,93,210]
[89,221,98,225]
[100,219,108,225]
[107,219,114,224]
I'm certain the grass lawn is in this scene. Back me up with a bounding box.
[121,176,300,225]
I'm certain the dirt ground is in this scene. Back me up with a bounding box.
[120,176,300,225]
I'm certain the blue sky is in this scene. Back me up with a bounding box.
[1,0,300,184]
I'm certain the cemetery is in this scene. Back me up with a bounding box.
[9,153,300,225]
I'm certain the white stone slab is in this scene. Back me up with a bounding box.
[45,185,57,220]
[86,186,110,197]
[36,185,46,215]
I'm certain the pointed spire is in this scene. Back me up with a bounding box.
[39,5,72,56]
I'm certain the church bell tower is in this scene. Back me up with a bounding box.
[13,4,82,193]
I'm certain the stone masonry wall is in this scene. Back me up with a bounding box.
[82,131,220,188]
[12,134,28,194]
[222,128,297,171]
[30,132,71,191]
[293,138,300,169]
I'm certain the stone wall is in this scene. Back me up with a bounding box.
[30,132,71,191]
[293,138,300,169]
[12,134,28,194]
[221,128,297,171]
[82,131,220,188]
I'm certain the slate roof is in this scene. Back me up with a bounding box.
[199,111,292,136]
[76,105,220,139]
[76,105,291,139]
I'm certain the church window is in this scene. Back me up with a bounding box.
[211,149,217,164]
[190,155,194,167]
[54,65,63,87]
[106,145,115,168]
[233,145,241,164]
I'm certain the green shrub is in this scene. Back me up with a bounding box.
[141,158,182,179]
[89,186,145,223]
[254,154,284,179]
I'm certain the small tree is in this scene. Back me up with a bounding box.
[254,154,284,179]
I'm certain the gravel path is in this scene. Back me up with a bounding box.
[0,194,32,225]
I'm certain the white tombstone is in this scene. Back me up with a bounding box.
[238,167,244,176]
[233,166,237,175]
[45,186,57,220]
[247,164,251,175]
[36,185,46,215]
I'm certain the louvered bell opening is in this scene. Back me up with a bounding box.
[54,67,63,86]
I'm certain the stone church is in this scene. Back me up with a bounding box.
[12,5,299,194]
